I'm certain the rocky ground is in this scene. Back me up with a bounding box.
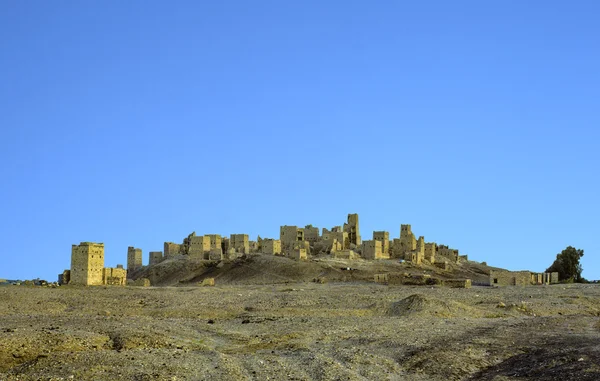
[1,280,599,381]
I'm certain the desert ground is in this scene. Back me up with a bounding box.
[1,277,600,381]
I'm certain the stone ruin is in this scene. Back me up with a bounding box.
[61,242,126,286]
[62,213,558,287]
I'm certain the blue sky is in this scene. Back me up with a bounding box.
[1,1,598,281]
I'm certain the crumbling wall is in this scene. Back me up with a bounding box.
[58,270,71,285]
[444,279,472,288]
[103,267,127,286]
[437,245,459,263]
[333,250,358,260]
[322,229,348,252]
[489,270,531,286]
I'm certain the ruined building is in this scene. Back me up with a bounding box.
[67,242,126,286]
[127,246,142,271]
[343,214,361,246]
[373,231,390,256]
[164,242,181,258]
[149,251,163,265]
[262,239,282,255]
[489,270,559,286]
[362,240,385,260]
[230,234,249,254]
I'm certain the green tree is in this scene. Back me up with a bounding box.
[546,246,584,282]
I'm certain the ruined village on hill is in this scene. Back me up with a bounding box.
[58,213,558,289]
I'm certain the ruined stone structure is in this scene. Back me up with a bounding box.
[304,225,320,244]
[280,226,304,246]
[322,228,347,252]
[103,267,127,285]
[343,214,361,246]
[70,242,105,286]
[230,234,249,254]
[424,243,436,264]
[443,279,472,288]
[221,237,230,254]
[398,224,417,259]
[333,250,358,260]
[489,270,559,286]
[288,248,307,261]
[189,235,210,258]
[209,248,223,260]
[66,212,555,289]
[164,242,181,258]
[280,226,308,255]
[127,246,142,271]
[58,270,71,285]
[362,240,384,260]
[373,231,389,256]
[262,239,282,255]
[149,251,163,265]
[437,245,459,263]
[69,242,126,286]
[206,235,222,251]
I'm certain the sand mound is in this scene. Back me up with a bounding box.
[385,294,482,318]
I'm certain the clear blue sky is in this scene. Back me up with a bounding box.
[1,1,598,281]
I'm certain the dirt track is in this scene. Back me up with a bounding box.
[1,282,599,380]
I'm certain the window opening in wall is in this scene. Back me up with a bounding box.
[493,278,498,284]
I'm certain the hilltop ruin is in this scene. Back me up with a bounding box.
[59,213,558,287]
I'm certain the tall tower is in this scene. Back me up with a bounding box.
[344,213,361,246]
[400,225,417,251]
[70,242,105,285]
[127,246,143,272]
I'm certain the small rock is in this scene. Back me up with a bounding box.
[497,302,506,308]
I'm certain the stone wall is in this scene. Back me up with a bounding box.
[489,270,531,286]
[103,267,127,286]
